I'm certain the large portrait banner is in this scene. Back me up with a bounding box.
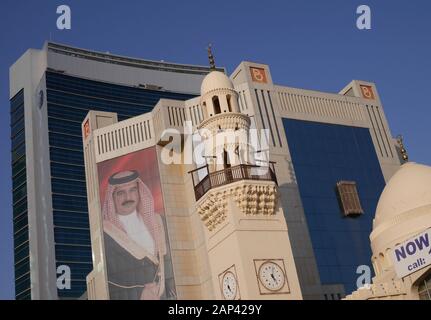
[97,147,176,300]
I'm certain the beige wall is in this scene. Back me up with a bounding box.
[82,111,118,299]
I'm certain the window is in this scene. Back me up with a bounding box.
[227,94,232,112]
[223,149,231,169]
[212,96,221,114]
[336,181,364,216]
[418,274,431,300]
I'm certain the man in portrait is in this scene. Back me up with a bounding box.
[101,170,174,300]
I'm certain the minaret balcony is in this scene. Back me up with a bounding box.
[190,163,278,201]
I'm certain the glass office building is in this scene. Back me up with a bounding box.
[10,42,214,299]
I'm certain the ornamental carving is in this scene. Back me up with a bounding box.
[196,191,228,232]
[232,184,278,216]
[196,182,278,232]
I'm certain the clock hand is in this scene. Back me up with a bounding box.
[270,265,277,282]
[227,284,232,292]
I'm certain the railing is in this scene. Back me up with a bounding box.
[190,163,278,201]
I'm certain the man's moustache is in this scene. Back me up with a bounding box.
[122,200,135,206]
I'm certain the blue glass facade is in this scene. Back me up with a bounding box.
[44,71,196,298]
[282,119,386,296]
[10,89,31,300]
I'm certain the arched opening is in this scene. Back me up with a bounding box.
[212,96,221,114]
[227,94,232,112]
[223,149,231,169]
[417,271,431,300]
[223,148,233,182]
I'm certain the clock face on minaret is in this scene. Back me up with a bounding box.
[258,261,286,291]
[221,271,238,300]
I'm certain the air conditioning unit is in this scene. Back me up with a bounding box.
[336,181,364,217]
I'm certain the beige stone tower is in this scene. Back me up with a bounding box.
[191,62,302,299]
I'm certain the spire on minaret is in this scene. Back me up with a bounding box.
[207,44,216,70]
[396,134,409,162]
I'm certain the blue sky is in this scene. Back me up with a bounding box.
[0,0,430,299]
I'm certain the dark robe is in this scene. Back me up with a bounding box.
[104,232,159,299]
[104,232,176,299]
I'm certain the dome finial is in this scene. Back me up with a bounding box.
[207,44,216,70]
[396,134,409,162]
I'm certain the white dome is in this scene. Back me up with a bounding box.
[201,71,234,96]
[374,162,431,228]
